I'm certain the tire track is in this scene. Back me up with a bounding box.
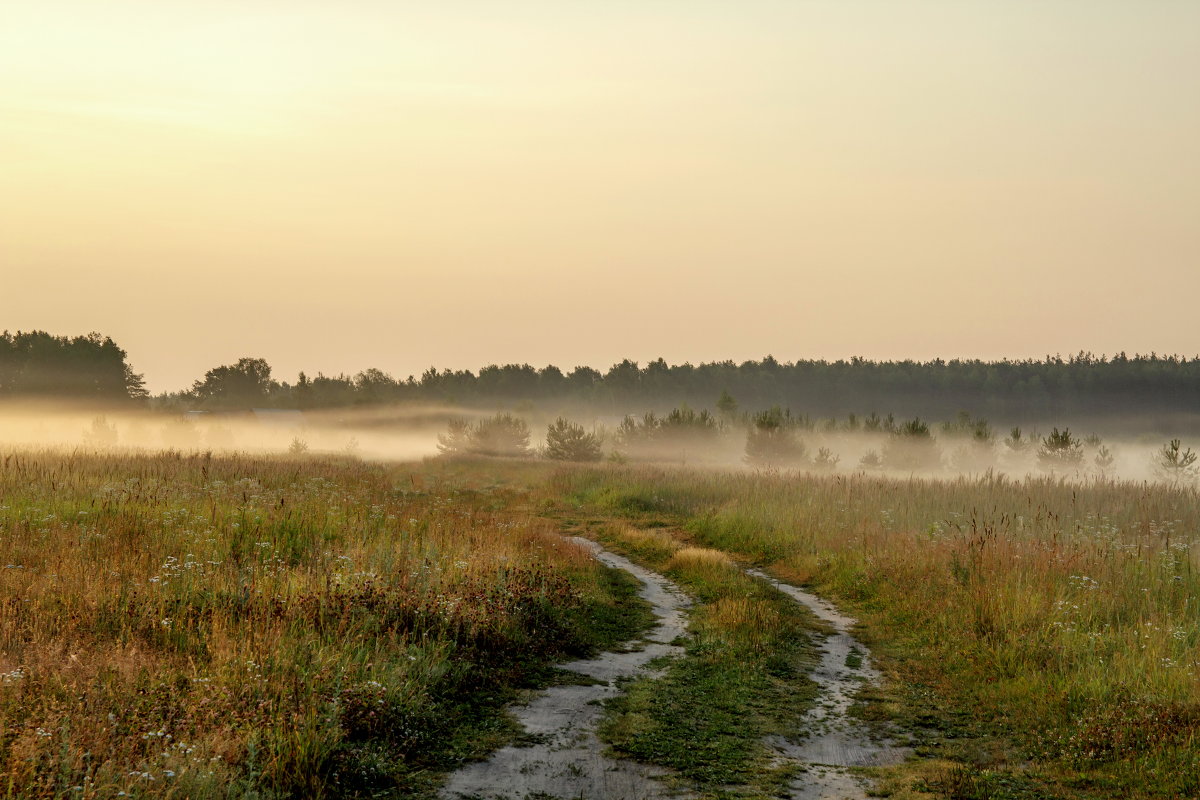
[746,568,909,800]
[439,536,693,800]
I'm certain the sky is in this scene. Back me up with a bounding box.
[2,1,1198,393]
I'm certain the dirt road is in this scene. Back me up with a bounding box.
[439,537,693,800]
[748,569,909,800]
[440,539,905,800]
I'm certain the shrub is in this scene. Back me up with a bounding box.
[437,419,471,455]
[858,450,882,470]
[616,406,720,459]
[615,413,661,450]
[468,413,532,457]
[661,405,719,438]
[1156,439,1198,484]
[946,415,997,472]
[544,418,602,462]
[881,417,941,471]
[813,447,840,471]
[437,414,533,458]
[940,411,993,443]
[1037,428,1083,471]
[1004,426,1030,452]
[744,407,806,467]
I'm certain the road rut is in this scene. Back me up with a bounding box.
[747,568,909,800]
[439,537,692,800]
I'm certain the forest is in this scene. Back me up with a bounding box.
[5,330,1200,428]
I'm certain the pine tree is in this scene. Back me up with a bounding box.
[544,418,602,462]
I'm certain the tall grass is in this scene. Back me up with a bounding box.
[557,466,1200,797]
[0,451,634,798]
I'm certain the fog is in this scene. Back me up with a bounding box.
[0,404,450,463]
[0,402,1194,488]
[588,425,1182,485]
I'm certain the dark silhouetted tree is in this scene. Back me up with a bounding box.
[0,330,145,401]
[191,358,275,409]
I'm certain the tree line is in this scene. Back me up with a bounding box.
[170,352,1200,425]
[0,331,146,401]
[6,331,1200,425]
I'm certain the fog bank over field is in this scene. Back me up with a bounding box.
[0,403,1194,487]
[0,405,445,464]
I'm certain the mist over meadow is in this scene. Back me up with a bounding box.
[2,330,1197,484]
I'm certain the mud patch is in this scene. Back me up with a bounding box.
[440,537,693,800]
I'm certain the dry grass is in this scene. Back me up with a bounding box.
[610,524,681,562]
[664,547,736,575]
[0,450,624,798]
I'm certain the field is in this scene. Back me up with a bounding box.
[0,452,647,798]
[555,467,1200,798]
[1,449,1198,799]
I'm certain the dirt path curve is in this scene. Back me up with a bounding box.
[745,569,909,800]
[439,536,693,800]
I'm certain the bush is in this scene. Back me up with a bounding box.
[858,450,882,470]
[437,414,533,458]
[616,413,657,449]
[813,447,840,471]
[436,419,472,455]
[744,407,806,467]
[616,405,719,459]
[1003,426,1030,452]
[1156,439,1198,484]
[881,417,941,471]
[940,410,993,443]
[660,405,719,439]
[1037,428,1083,471]
[544,418,603,462]
[469,413,532,457]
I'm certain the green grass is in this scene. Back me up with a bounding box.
[551,465,1200,799]
[556,517,823,798]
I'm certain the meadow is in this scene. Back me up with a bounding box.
[555,467,1200,798]
[2,444,1197,799]
[0,451,647,798]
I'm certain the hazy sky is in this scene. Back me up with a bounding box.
[3,1,1198,392]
